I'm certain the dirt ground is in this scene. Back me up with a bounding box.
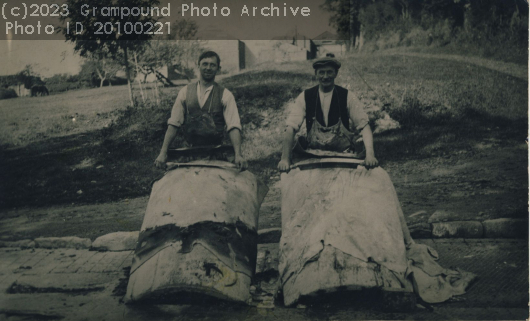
[0,52,527,319]
[0,136,526,241]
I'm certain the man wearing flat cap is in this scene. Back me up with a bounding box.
[277,55,378,171]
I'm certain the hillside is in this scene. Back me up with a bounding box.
[0,53,527,214]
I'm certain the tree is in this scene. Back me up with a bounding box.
[168,18,201,81]
[134,18,200,85]
[59,0,161,106]
[81,51,122,88]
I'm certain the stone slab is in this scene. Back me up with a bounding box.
[91,231,139,251]
[0,240,35,249]
[7,273,118,294]
[408,223,432,238]
[428,210,467,223]
[258,228,282,244]
[432,221,483,238]
[35,237,91,250]
[482,218,528,238]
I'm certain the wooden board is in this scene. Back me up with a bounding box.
[168,145,232,156]
[166,160,237,171]
[291,158,364,170]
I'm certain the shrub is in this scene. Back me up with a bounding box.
[0,88,17,100]
[385,94,452,129]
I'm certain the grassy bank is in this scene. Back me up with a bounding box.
[0,54,527,210]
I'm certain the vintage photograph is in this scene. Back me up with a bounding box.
[0,0,528,320]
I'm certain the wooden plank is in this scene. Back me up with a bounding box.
[48,249,85,274]
[58,250,98,274]
[91,251,131,273]
[166,161,237,171]
[294,148,364,159]
[26,251,68,275]
[3,250,47,275]
[77,252,109,273]
[0,250,37,271]
[291,157,364,170]
[116,251,134,270]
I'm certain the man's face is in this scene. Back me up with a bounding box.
[315,66,338,89]
[198,56,220,82]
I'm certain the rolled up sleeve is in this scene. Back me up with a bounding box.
[347,91,369,132]
[167,86,187,127]
[285,92,306,132]
[222,89,242,132]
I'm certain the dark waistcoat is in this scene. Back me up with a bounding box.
[185,82,226,134]
[304,85,349,132]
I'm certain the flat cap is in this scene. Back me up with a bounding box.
[312,56,341,70]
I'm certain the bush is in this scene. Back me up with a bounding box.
[385,94,452,129]
[47,82,84,93]
[0,88,17,100]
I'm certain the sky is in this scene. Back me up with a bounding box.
[0,40,83,77]
[0,0,334,78]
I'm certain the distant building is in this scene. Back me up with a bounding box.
[134,31,325,83]
[313,31,345,57]
[7,83,31,97]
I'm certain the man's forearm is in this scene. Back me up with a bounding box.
[228,128,242,157]
[159,125,178,155]
[361,125,375,157]
[281,127,295,161]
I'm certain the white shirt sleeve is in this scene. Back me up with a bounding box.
[285,92,306,132]
[347,91,369,132]
[167,86,187,127]
[222,89,242,132]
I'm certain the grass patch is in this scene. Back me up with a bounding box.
[0,55,527,210]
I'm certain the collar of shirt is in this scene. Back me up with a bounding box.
[197,81,214,108]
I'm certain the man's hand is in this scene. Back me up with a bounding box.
[154,153,168,170]
[277,159,291,172]
[363,155,379,169]
[234,155,248,171]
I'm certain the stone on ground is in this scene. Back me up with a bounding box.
[35,237,91,249]
[91,231,139,251]
[482,218,527,238]
[432,221,483,238]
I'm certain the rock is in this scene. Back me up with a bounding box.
[35,237,92,249]
[258,228,281,244]
[409,223,432,239]
[428,210,463,223]
[374,113,400,134]
[24,241,36,249]
[432,221,483,238]
[409,210,428,218]
[256,243,280,274]
[0,239,35,249]
[482,218,527,238]
[91,231,139,251]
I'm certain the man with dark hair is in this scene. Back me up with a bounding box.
[277,56,378,171]
[155,51,247,170]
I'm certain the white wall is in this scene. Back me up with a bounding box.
[244,40,308,68]
[199,40,241,74]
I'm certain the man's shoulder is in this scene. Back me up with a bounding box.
[184,81,199,90]
[334,84,349,93]
[303,85,320,93]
